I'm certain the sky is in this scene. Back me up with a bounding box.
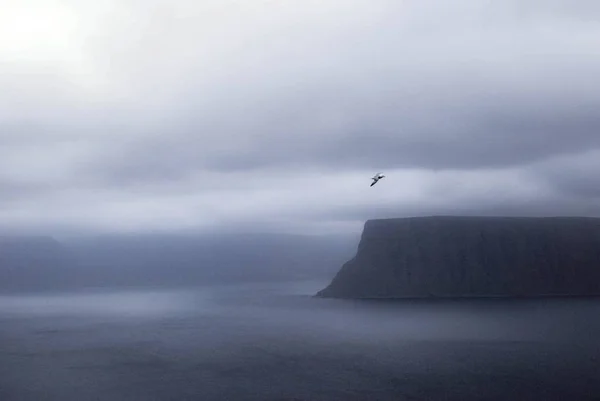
[1,0,599,236]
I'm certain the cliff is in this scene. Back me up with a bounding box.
[316,216,600,299]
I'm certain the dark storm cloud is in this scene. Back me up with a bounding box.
[82,0,600,184]
[206,108,600,172]
[87,69,600,182]
[531,150,600,199]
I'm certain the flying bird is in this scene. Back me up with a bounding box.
[370,172,385,187]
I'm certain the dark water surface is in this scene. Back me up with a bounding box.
[1,280,599,401]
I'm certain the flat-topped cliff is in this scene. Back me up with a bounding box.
[316,216,600,298]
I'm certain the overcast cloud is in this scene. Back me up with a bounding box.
[1,0,600,235]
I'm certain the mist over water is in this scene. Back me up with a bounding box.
[1,280,599,401]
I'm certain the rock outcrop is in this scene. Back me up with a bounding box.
[316,216,600,298]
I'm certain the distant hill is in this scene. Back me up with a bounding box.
[0,232,358,293]
[63,232,359,289]
[317,216,600,299]
[0,236,81,293]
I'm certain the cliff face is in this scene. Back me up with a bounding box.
[316,216,600,298]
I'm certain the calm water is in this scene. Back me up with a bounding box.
[1,280,599,401]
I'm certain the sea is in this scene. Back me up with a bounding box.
[1,280,599,401]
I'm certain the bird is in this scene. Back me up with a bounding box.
[370,172,385,187]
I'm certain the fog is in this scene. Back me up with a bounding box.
[1,281,599,400]
[0,232,358,293]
